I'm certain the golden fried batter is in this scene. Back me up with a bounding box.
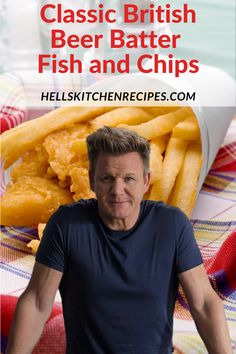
[43,124,88,182]
[1,176,73,226]
[11,146,49,181]
[69,166,95,201]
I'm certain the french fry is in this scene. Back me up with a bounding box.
[151,134,170,153]
[1,106,116,168]
[149,143,163,184]
[38,223,46,239]
[149,137,189,202]
[149,135,169,184]
[27,222,46,254]
[118,107,192,140]
[168,141,202,217]
[172,116,200,141]
[143,106,179,116]
[90,107,153,131]
[27,240,40,254]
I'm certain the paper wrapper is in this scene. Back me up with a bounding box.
[87,65,235,191]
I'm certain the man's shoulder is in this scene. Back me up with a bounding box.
[62,198,96,210]
[142,200,189,226]
[142,199,180,214]
[54,198,97,221]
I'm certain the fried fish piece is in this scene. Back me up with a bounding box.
[1,176,73,226]
[1,106,116,168]
[69,166,95,201]
[43,124,88,182]
[11,147,49,181]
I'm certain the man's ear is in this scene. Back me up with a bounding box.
[89,170,95,192]
[144,172,151,193]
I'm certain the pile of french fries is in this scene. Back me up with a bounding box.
[0,105,202,253]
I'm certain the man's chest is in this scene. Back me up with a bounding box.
[64,229,176,299]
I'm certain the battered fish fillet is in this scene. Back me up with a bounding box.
[1,176,73,226]
[11,146,49,181]
[69,166,95,201]
[43,124,88,182]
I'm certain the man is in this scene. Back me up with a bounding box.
[7,126,232,354]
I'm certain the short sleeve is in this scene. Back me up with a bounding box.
[35,206,67,273]
[175,209,203,274]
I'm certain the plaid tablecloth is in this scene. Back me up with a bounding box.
[0,72,235,353]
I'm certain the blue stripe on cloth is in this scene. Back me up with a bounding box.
[209,172,236,182]
[1,226,37,240]
[203,183,235,193]
[0,242,31,255]
[1,232,33,243]
[0,262,31,279]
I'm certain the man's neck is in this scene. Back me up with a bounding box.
[98,207,141,231]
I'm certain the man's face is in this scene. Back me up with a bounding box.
[89,152,150,230]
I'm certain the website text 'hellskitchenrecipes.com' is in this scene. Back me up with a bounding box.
[40,91,196,103]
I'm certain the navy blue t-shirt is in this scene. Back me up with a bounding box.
[36,199,202,354]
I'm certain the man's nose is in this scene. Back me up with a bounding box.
[110,178,125,195]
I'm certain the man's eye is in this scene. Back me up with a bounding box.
[101,176,112,182]
[124,177,135,182]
